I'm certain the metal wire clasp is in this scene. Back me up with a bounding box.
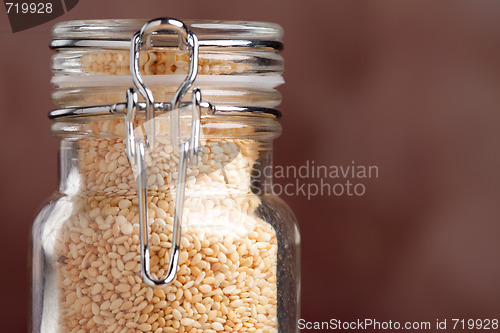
[124,18,202,286]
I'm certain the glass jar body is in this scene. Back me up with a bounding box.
[31,116,300,333]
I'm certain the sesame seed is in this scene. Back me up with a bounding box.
[137,323,152,331]
[181,318,194,326]
[172,309,182,320]
[120,222,133,235]
[211,322,224,331]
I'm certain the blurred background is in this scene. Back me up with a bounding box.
[2,0,500,331]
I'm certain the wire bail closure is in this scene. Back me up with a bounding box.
[124,18,202,286]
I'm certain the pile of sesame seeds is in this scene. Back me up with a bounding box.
[55,118,278,333]
[81,50,251,76]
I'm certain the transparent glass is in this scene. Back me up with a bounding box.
[32,19,299,333]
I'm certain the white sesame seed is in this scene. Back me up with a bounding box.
[172,308,182,320]
[181,318,194,326]
[211,322,224,331]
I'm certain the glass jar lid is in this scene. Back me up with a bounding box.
[49,18,284,119]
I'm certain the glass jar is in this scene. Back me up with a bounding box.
[31,18,300,333]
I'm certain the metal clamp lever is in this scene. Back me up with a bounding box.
[124,18,201,286]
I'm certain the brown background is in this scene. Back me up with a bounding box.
[2,0,500,332]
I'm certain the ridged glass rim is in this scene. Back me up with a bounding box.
[52,19,284,42]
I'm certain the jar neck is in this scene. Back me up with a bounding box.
[56,116,280,198]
